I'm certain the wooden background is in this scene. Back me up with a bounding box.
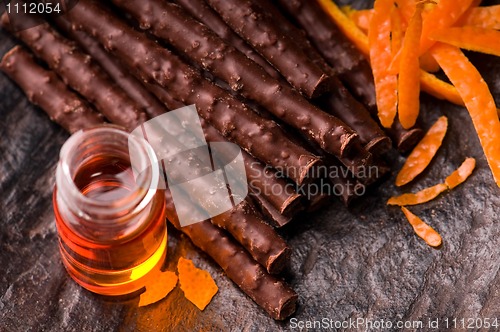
[1,1,500,331]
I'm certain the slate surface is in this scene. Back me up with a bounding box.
[1,1,500,331]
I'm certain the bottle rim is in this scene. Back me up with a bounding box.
[55,125,160,223]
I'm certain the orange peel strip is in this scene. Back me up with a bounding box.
[431,43,500,187]
[398,3,425,129]
[445,157,476,189]
[317,0,370,57]
[430,26,500,57]
[349,9,372,32]
[396,116,448,186]
[388,183,447,206]
[390,0,475,71]
[401,207,442,248]
[323,5,463,107]
[139,271,178,307]
[420,0,475,54]
[419,70,463,106]
[388,157,476,205]
[462,5,500,29]
[369,0,398,128]
[177,257,218,311]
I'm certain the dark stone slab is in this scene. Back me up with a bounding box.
[1,1,500,331]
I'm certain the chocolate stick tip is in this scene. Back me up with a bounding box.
[280,193,303,217]
[364,136,392,155]
[396,127,423,153]
[267,246,292,276]
[276,293,299,321]
[311,73,334,99]
[298,156,323,186]
[339,132,360,157]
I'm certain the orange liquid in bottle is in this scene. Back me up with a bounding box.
[54,154,167,296]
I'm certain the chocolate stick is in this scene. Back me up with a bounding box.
[204,0,331,99]
[140,78,304,220]
[274,0,422,152]
[0,46,104,133]
[141,89,293,273]
[274,0,375,109]
[210,199,291,275]
[247,0,390,154]
[315,83,391,155]
[165,190,297,320]
[147,82,303,220]
[52,16,166,120]
[205,0,374,149]
[200,120,303,217]
[63,0,320,186]
[0,13,146,131]
[111,0,359,159]
[171,0,280,80]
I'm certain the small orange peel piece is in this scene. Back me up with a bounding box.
[389,157,476,205]
[398,2,425,129]
[430,26,500,57]
[139,271,178,307]
[401,207,442,248]
[177,257,218,311]
[396,116,448,186]
[445,157,476,189]
[431,43,500,187]
[388,183,447,206]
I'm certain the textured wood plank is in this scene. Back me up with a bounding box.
[1,2,500,331]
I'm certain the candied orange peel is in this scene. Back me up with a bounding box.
[397,2,425,129]
[431,43,500,187]
[388,183,447,206]
[401,207,442,248]
[388,157,476,206]
[445,158,476,189]
[368,0,398,128]
[139,271,178,307]
[396,116,448,186]
[177,257,218,311]
[430,27,500,57]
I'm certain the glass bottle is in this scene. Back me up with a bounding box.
[53,126,167,296]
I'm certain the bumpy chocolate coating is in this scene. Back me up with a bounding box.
[172,0,280,80]
[244,0,391,154]
[53,16,166,120]
[111,0,359,159]
[0,46,104,133]
[275,0,375,108]
[205,0,332,99]
[1,13,146,131]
